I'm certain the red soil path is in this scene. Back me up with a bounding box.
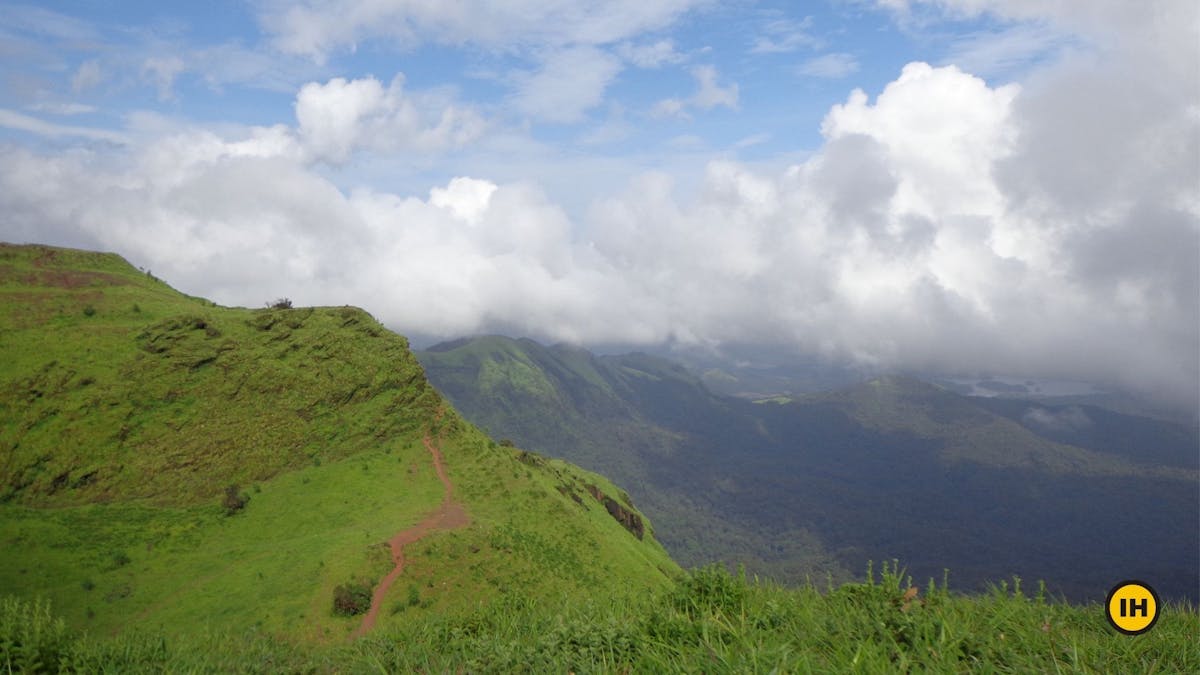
[352,432,469,637]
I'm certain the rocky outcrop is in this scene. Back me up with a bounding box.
[586,484,644,540]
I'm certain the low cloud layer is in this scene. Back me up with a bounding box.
[1,1,1197,411]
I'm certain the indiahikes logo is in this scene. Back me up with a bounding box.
[1105,581,1161,635]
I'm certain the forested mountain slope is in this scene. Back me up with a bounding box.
[419,336,1199,603]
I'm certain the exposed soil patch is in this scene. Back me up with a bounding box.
[353,431,470,637]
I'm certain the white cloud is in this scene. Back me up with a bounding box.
[510,47,621,123]
[3,4,98,42]
[651,65,738,118]
[255,0,706,123]
[650,98,687,119]
[822,63,1018,220]
[71,60,103,93]
[0,109,126,143]
[617,39,686,68]
[28,102,97,116]
[193,43,320,94]
[797,53,859,79]
[750,16,822,54]
[258,0,706,62]
[141,56,186,101]
[294,74,485,163]
[942,22,1075,77]
[877,0,1197,71]
[691,65,738,110]
[429,176,497,225]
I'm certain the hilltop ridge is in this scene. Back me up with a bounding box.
[0,243,677,640]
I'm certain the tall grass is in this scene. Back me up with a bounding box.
[4,563,1196,673]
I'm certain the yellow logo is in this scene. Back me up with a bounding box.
[1105,580,1160,635]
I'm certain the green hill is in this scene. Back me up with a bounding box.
[0,243,677,642]
[418,336,1200,604]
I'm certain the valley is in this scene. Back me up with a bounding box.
[417,336,1200,604]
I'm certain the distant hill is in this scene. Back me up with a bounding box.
[0,243,677,640]
[418,336,1200,603]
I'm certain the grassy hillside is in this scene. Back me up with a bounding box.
[417,336,851,588]
[0,243,677,641]
[5,563,1197,672]
[418,336,1200,604]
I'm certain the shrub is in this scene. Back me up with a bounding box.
[267,298,293,310]
[332,580,373,616]
[0,596,71,673]
[670,564,748,618]
[109,551,131,569]
[82,305,96,317]
[222,484,249,516]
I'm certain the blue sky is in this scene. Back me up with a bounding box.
[0,1,1197,409]
[1,2,1054,176]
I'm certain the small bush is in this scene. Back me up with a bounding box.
[222,485,249,516]
[267,298,293,310]
[670,564,748,618]
[82,305,96,317]
[332,579,373,616]
[0,596,71,673]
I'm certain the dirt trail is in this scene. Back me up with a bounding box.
[353,431,469,637]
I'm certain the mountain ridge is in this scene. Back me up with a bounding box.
[418,334,1200,603]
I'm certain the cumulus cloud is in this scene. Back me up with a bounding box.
[294,74,484,162]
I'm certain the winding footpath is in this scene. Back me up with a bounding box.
[353,431,470,637]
